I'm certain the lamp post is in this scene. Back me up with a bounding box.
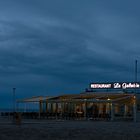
[134,60,138,122]
[13,88,16,113]
[134,60,138,94]
[135,60,138,87]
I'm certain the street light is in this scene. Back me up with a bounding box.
[13,88,16,113]
[135,60,138,84]
[134,60,138,122]
[135,60,138,94]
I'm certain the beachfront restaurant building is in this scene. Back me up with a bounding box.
[17,83,140,122]
[17,82,140,122]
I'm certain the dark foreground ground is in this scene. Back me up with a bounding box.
[0,118,140,140]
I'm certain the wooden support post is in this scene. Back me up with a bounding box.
[39,101,42,119]
[46,101,48,113]
[106,103,109,114]
[51,103,53,113]
[111,103,114,121]
[55,103,58,119]
[133,99,137,122]
[84,101,87,120]
[124,104,128,117]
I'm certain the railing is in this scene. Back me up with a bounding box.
[0,112,134,121]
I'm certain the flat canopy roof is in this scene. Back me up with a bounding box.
[17,96,51,103]
[17,92,136,104]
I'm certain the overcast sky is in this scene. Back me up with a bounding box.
[0,0,140,108]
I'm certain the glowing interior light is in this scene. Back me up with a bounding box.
[134,96,136,99]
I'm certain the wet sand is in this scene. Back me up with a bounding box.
[0,119,139,140]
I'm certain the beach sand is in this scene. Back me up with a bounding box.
[0,118,139,140]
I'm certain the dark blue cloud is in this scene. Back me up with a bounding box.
[0,0,140,108]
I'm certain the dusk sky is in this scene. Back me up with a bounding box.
[0,0,140,108]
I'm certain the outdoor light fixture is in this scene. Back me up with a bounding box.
[133,96,136,99]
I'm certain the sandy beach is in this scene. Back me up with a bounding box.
[0,118,139,140]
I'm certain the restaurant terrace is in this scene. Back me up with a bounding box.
[17,91,138,122]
